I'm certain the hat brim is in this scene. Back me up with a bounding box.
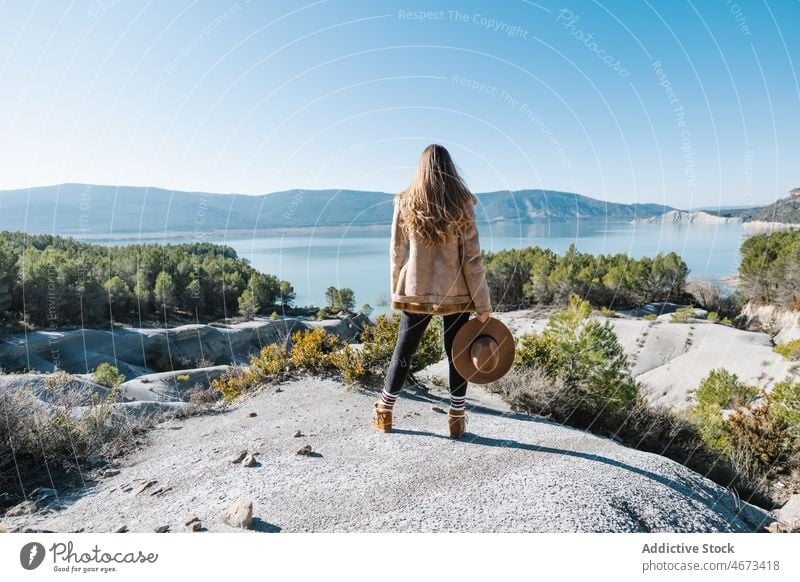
[451,317,516,384]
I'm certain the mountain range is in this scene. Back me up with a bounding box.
[0,183,676,236]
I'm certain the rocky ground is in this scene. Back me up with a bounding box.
[0,372,777,533]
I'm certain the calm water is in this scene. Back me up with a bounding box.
[213,221,747,317]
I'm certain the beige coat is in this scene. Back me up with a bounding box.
[390,197,492,316]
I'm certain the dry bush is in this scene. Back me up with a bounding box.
[1,376,142,507]
[727,394,796,481]
[186,382,224,415]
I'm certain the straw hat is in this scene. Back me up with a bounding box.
[451,317,515,384]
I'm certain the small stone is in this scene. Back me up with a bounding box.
[183,514,200,526]
[5,500,38,517]
[296,444,313,456]
[155,525,170,533]
[275,387,283,393]
[102,469,120,478]
[228,450,247,464]
[133,480,157,496]
[431,406,447,414]
[114,525,128,533]
[222,499,253,529]
[0,523,6,533]
[248,412,257,417]
[293,430,303,438]
[190,521,202,532]
[242,454,257,467]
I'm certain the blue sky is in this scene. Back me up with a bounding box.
[0,0,797,207]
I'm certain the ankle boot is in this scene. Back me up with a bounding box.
[448,408,467,439]
[372,402,392,432]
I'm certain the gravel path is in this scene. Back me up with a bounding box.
[3,375,773,533]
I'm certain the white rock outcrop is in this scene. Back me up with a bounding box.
[633,210,742,225]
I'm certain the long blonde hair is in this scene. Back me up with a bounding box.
[396,144,478,247]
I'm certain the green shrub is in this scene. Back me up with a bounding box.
[359,314,401,371]
[670,306,696,323]
[771,381,800,429]
[643,313,658,321]
[515,294,637,412]
[774,339,800,361]
[92,363,126,388]
[289,327,342,373]
[720,316,733,326]
[707,311,719,322]
[210,343,292,401]
[358,313,443,376]
[238,289,259,320]
[211,366,251,401]
[687,368,761,453]
[328,344,367,384]
[249,344,289,383]
[695,369,760,409]
[316,308,327,320]
[176,374,190,382]
[145,338,173,372]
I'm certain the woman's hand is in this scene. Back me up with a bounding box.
[476,311,491,323]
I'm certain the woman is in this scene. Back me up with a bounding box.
[373,144,492,439]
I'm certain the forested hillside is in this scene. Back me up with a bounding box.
[739,229,800,307]
[482,243,690,309]
[0,232,296,327]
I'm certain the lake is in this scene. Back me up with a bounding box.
[208,221,748,317]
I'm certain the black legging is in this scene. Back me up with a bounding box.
[383,310,472,398]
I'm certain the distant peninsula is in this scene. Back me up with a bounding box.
[632,210,743,225]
